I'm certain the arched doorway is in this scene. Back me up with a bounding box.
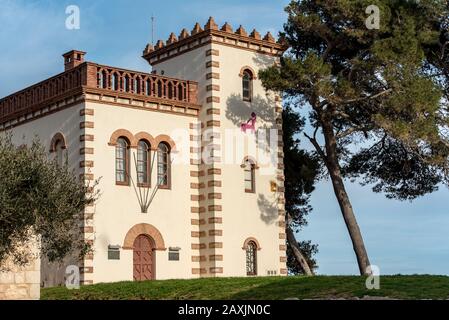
[123,223,166,281]
[133,235,154,281]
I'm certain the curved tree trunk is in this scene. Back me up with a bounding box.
[286,226,314,276]
[321,117,372,276]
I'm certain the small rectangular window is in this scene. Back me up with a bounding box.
[108,245,120,260]
[168,247,180,261]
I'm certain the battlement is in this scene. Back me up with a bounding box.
[142,17,288,66]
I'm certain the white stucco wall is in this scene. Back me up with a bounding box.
[88,101,195,282]
[3,103,84,287]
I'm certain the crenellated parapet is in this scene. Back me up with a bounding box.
[142,17,288,66]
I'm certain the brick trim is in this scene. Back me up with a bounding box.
[80,134,94,142]
[206,49,220,56]
[80,121,94,129]
[206,96,220,103]
[206,73,220,80]
[206,61,220,68]
[206,84,220,92]
[206,108,220,115]
[80,108,94,116]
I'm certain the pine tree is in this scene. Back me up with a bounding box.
[260,0,449,275]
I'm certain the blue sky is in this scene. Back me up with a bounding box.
[1,0,448,275]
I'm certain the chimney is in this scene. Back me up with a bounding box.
[63,50,86,71]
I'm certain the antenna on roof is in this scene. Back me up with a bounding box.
[151,15,155,45]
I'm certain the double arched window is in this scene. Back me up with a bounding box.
[137,140,151,186]
[115,137,129,185]
[242,69,253,102]
[157,143,171,189]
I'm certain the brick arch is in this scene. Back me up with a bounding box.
[155,134,176,151]
[108,129,137,147]
[239,66,258,79]
[135,132,157,150]
[123,223,166,251]
[240,156,260,169]
[49,132,67,153]
[242,237,261,250]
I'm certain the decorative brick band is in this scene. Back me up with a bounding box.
[210,267,223,274]
[191,243,207,250]
[206,84,220,92]
[190,135,201,141]
[206,96,220,103]
[207,120,220,127]
[280,256,287,263]
[206,49,220,56]
[189,122,204,130]
[80,147,94,155]
[208,205,222,212]
[80,121,94,129]
[279,233,286,239]
[209,229,223,236]
[79,173,94,180]
[208,193,222,199]
[208,180,222,187]
[80,160,94,168]
[279,245,286,251]
[80,134,94,142]
[209,255,223,261]
[191,219,206,225]
[209,242,223,249]
[190,183,205,189]
[207,168,222,175]
[206,108,220,115]
[190,170,205,177]
[191,194,205,201]
[80,267,94,274]
[208,217,223,224]
[191,207,206,213]
[80,108,94,116]
[206,73,220,80]
[190,159,202,165]
[206,61,220,68]
[192,268,207,275]
[191,231,206,238]
[280,268,288,275]
[191,256,207,262]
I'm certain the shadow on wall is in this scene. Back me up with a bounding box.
[226,94,277,154]
[257,194,278,225]
[252,54,277,71]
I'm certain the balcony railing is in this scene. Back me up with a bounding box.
[0,62,199,124]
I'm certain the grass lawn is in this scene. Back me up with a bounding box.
[41,275,449,300]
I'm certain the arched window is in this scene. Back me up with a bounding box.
[242,70,253,102]
[50,133,67,167]
[246,241,257,276]
[116,138,129,185]
[137,140,150,186]
[54,140,65,166]
[243,158,256,193]
[157,143,170,189]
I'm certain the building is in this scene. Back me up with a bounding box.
[0,17,288,286]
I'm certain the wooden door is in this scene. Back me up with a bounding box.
[133,235,154,281]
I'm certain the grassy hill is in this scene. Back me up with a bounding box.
[41,275,449,300]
